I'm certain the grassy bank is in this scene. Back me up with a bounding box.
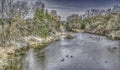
[0,36,56,70]
[0,32,73,70]
[66,14,120,40]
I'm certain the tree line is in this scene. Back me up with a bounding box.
[0,0,61,47]
[65,5,120,39]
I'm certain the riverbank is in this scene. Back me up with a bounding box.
[85,30,120,40]
[0,32,73,70]
[0,37,56,70]
[72,29,120,40]
[8,33,120,70]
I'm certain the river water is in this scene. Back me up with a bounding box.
[10,33,120,70]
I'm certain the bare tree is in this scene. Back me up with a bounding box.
[0,0,32,47]
[0,0,6,47]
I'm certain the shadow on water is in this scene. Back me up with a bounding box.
[8,48,45,70]
[9,33,120,70]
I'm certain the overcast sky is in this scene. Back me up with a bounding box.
[41,0,120,20]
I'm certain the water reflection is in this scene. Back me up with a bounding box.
[60,35,68,46]
[10,49,45,70]
[11,33,120,70]
[23,49,37,70]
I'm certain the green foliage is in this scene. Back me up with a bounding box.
[65,12,120,37]
[30,4,61,37]
[66,14,82,31]
[81,24,85,29]
[39,24,49,37]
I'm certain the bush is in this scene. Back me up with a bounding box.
[81,24,85,29]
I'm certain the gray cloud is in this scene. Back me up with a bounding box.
[41,0,119,20]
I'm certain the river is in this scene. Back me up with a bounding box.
[9,33,120,70]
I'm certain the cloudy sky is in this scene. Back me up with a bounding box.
[41,0,120,20]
